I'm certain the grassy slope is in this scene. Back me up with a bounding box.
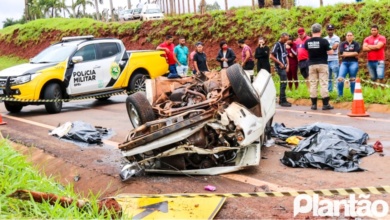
[0,0,389,104]
[1,0,389,47]
[0,139,115,219]
[0,56,27,70]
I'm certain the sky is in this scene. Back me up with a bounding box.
[1,0,357,29]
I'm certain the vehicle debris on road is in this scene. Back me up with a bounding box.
[49,121,114,146]
[119,64,277,180]
[273,123,375,172]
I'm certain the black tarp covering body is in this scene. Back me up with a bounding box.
[49,121,113,146]
[273,123,375,172]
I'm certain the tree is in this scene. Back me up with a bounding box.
[2,18,19,28]
[224,0,227,11]
[74,0,95,17]
[41,0,66,18]
[320,0,323,6]
[94,0,100,20]
[198,0,220,13]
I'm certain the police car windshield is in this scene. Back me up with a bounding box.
[31,43,77,63]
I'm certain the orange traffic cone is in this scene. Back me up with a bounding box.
[348,78,369,117]
[0,113,6,125]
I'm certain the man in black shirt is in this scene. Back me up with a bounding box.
[304,23,334,110]
[270,32,291,107]
[193,42,209,73]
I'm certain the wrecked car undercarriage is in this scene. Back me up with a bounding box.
[118,64,276,181]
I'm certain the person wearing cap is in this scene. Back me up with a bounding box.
[216,41,236,69]
[324,24,340,92]
[270,33,291,107]
[338,31,361,100]
[295,27,311,89]
[174,36,189,77]
[193,42,210,74]
[304,23,334,110]
[363,24,387,87]
[156,35,181,79]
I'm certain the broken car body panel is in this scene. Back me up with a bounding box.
[119,64,276,179]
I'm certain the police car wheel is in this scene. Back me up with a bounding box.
[44,83,63,114]
[4,101,23,113]
[128,73,147,92]
[226,63,259,109]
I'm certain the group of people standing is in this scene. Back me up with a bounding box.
[156,23,386,111]
[268,23,386,110]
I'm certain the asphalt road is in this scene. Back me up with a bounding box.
[1,96,389,219]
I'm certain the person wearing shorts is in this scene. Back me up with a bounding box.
[363,24,387,87]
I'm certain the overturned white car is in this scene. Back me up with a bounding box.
[118,64,276,181]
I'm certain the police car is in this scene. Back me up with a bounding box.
[0,35,168,114]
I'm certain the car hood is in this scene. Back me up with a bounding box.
[0,63,57,77]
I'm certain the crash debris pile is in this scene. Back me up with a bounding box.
[49,121,113,146]
[118,64,276,180]
[273,123,375,172]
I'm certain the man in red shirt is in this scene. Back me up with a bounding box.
[363,24,387,85]
[156,35,180,79]
[295,27,310,89]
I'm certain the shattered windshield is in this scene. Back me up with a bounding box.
[31,43,77,63]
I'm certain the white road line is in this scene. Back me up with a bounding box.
[2,114,117,147]
[277,108,390,123]
[3,113,291,190]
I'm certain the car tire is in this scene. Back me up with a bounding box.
[4,101,23,113]
[126,92,155,128]
[44,83,63,114]
[128,72,147,92]
[226,63,259,109]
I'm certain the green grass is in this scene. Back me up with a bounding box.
[0,139,117,219]
[0,56,28,70]
[1,0,390,47]
[272,74,390,104]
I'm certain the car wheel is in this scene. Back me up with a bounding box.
[44,83,63,114]
[4,101,23,113]
[226,63,259,109]
[128,72,147,92]
[96,96,110,101]
[126,92,155,128]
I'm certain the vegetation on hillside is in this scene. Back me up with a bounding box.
[0,56,28,70]
[1,0,389,47]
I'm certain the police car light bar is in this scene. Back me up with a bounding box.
[61,35,94,42]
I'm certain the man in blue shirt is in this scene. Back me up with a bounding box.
[174,37,190,77]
